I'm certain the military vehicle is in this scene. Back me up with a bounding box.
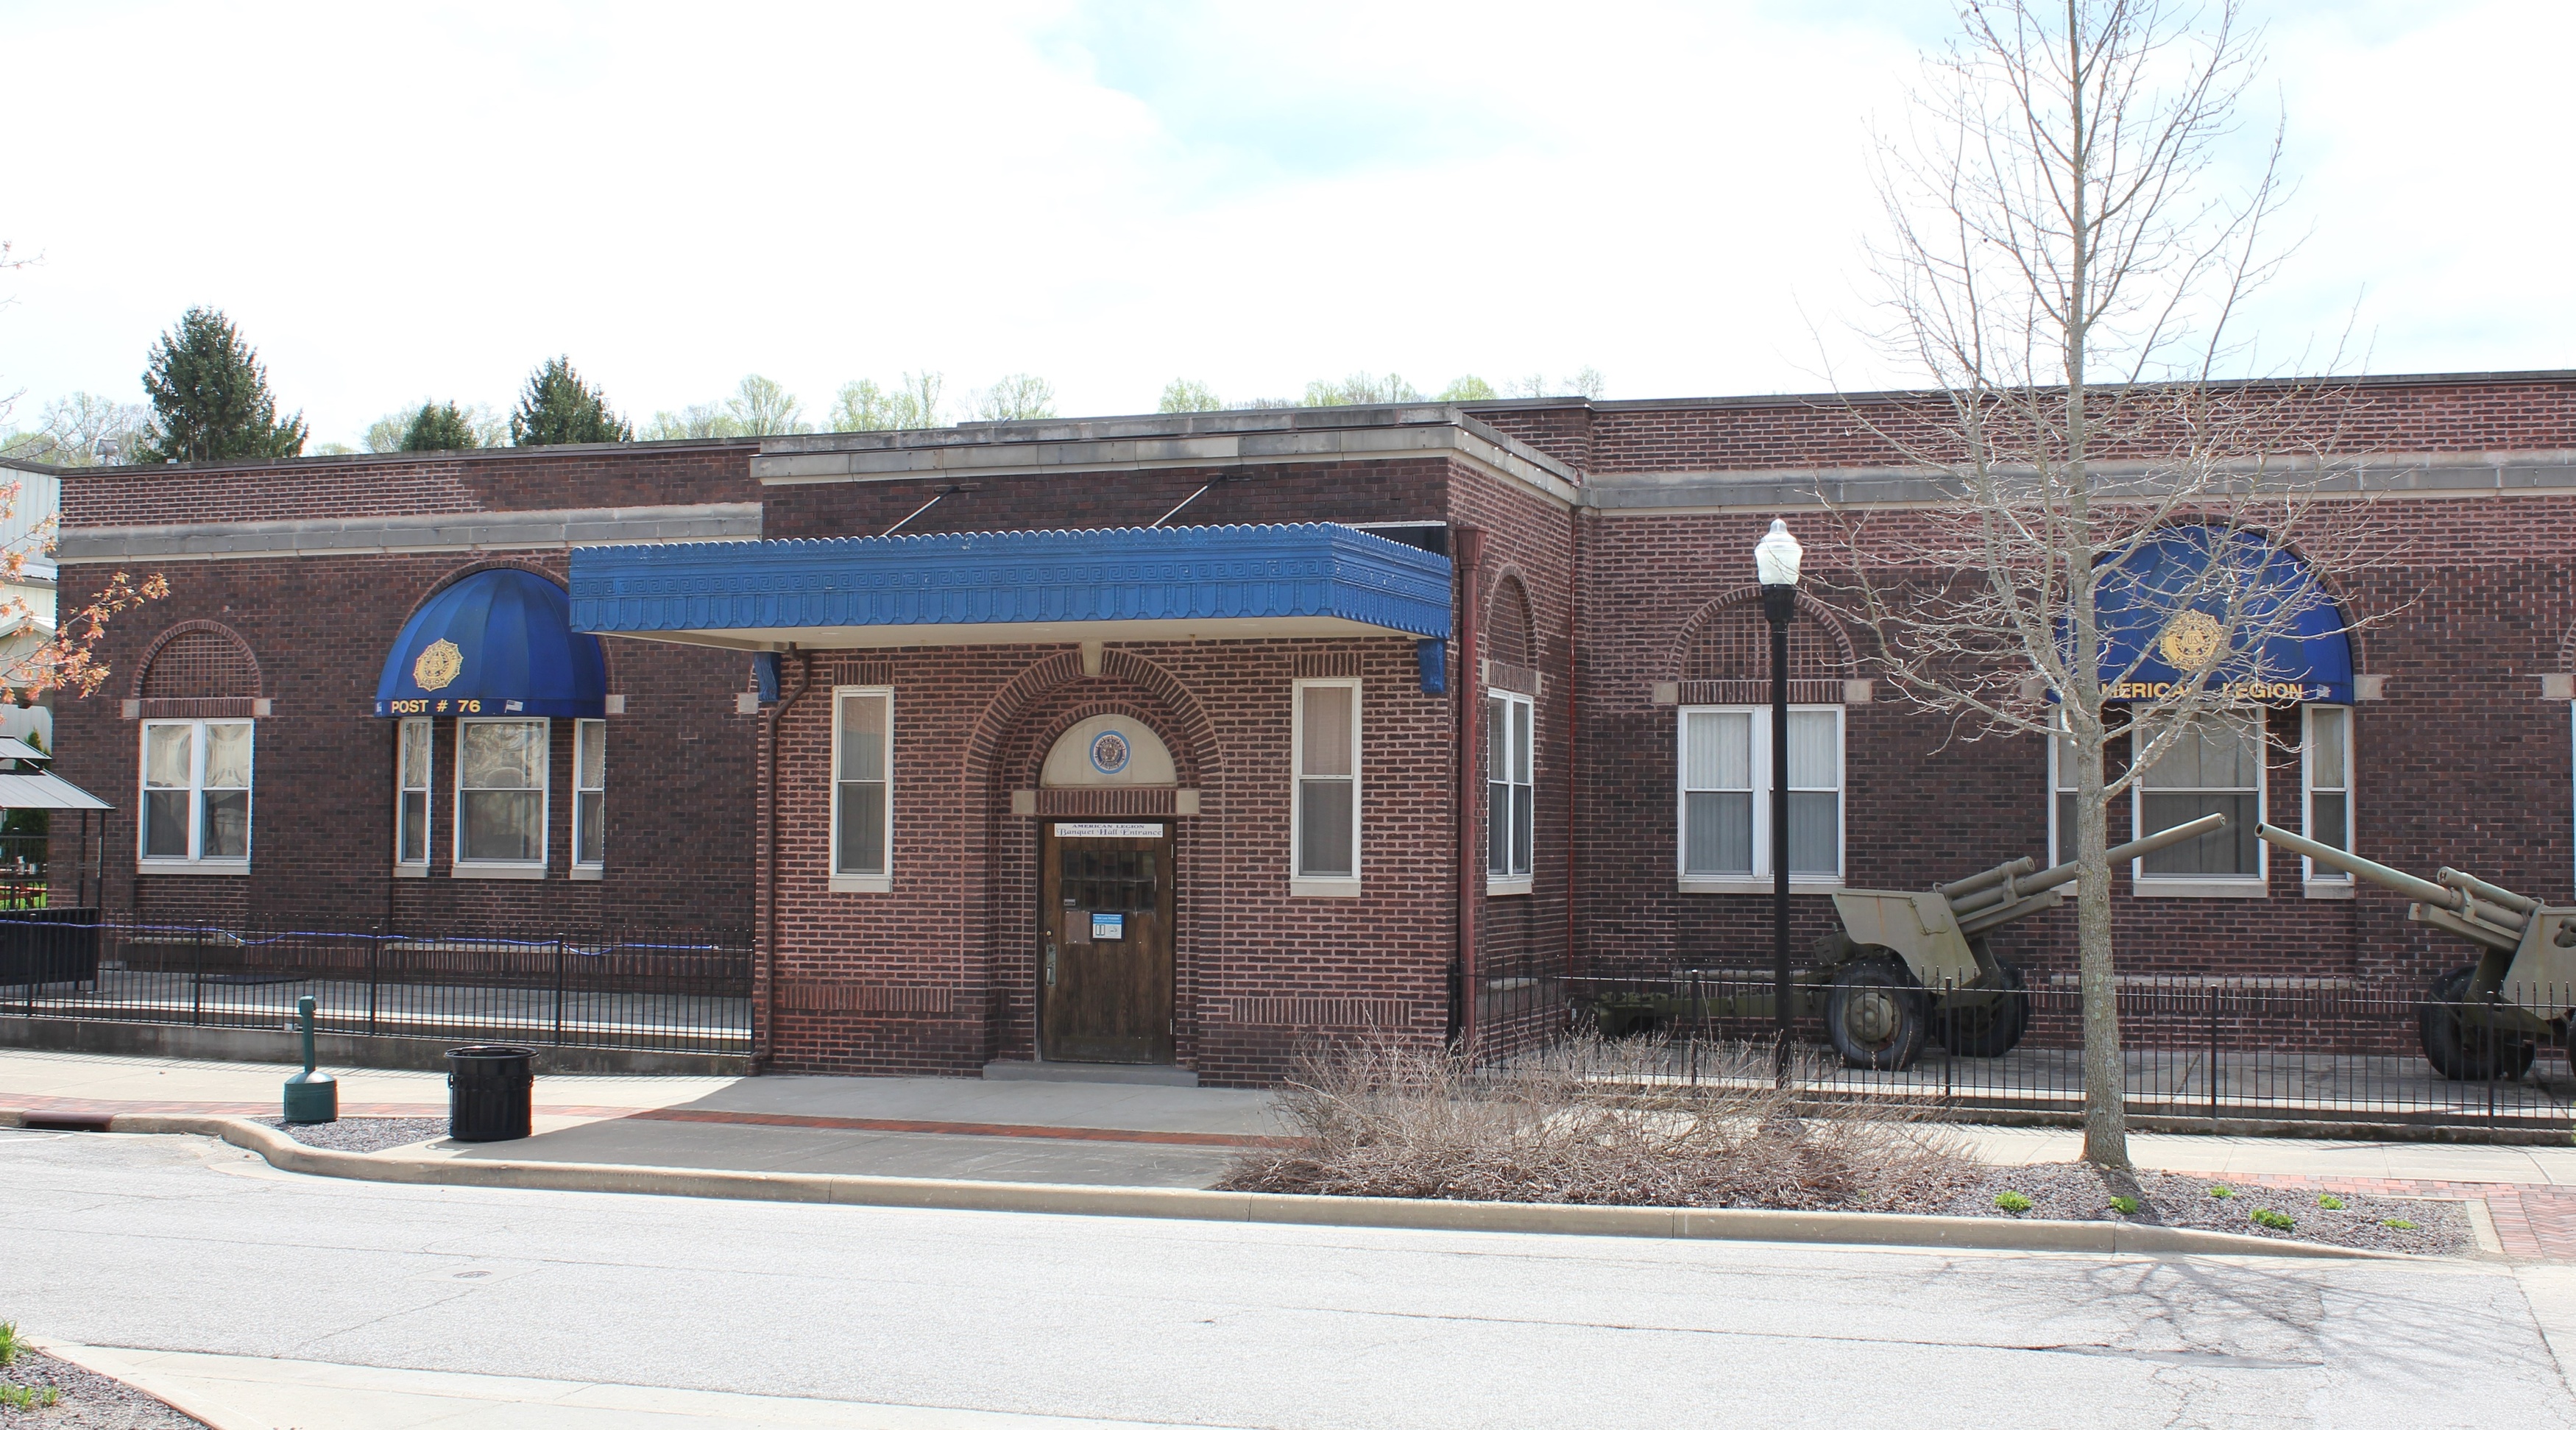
[2255,821,2569,1079]
[1588,812,2229,1069]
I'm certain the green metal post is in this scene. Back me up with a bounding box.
[283,993,338,1124]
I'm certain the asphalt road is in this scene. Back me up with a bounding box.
[5,1127,2574,1429]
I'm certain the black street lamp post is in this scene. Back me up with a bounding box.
[1755,519,1803,1083]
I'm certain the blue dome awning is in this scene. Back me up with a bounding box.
[2093,526,2353,705]
[374,569,607,718]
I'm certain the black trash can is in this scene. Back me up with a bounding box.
[446,1045,536,1142]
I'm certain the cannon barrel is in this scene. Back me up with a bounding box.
[1939,813,2229,939]
[2016,812,2232,899]
[2253,822,2466,910]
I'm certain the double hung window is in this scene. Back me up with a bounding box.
[1292,680,1361,895]
[395,718,432,869]
[2301,706,2353,890]
[573,718,606,871]
[140,720,252,868]
[1677,705,1841,887]
[832,689,892,892]
[2132,714,2264,890]
[1487,691,1533,891]
[456,718,548,871]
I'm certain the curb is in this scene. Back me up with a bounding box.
[63,1111,2388,1261]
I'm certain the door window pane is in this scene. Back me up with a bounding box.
[2306,706,2352,874]
[397,718,432,866]
[574,719,606,866]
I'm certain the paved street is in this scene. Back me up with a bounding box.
[5,1128,2575,1429]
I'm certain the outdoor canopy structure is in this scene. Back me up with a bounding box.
[373,567,609,718]
[565,523,1457,652]
[0,735,107,811]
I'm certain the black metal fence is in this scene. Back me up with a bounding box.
[1476,968,2576,1134]
[2,915,751,1055]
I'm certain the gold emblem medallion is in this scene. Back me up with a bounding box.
[2156,609,2223,671]
[414,638,464,692]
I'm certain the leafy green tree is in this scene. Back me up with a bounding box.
[509,357,631,446]
[1158,378,1225,413]
[640,404,743,441]
[971,374,1056,422]
[829,371,945,431]
[400,401,484,452]
[131,307,308,463]
[1302,372,1423,406]
[1437,375,1498,401]
[727,375,809,436]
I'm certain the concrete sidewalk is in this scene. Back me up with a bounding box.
[12,1044,2576,1206]
[39,1342,1237,1430]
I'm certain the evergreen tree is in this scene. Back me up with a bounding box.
[400,401,483,452]
[509,357,631,446]
[131,307,308,463]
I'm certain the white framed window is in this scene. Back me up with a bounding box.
[573,718,607,876]
[832,688,892,893]
[2301,704,2352,896]
[2050,718,2078,869]
[1677,704,1842,891]
[2131,712,2265,896]
[139,719,252,871]
[454,718,548,876]
[1292,679,1361,896]
[395,718,432,872]
[1487,690,1534,893]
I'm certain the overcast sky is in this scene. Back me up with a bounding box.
[1,1,2563,447]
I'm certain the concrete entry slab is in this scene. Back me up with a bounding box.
[984,1061,1199,1088]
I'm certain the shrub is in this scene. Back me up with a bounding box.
[2317,1194,2345,1210]
[2109,1195,2140,1216]
[2207,1185,2235,1200]
[2250,1208,2296,1231]
[1217,1032,1983,1211]
[1995,1191,2034,1214]
[2382,1218,2418,1230]
[0,1319,16,1367]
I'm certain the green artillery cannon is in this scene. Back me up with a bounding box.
[2255,822,2571,1080]
[1586,812,2229,1070]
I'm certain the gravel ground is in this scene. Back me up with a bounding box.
[0,1349,205,1429]
[252,1116,450,1153]
[1952,1163,2472,1255]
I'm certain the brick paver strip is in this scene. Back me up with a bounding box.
[4,1096,1273,1148]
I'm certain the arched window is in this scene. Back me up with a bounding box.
[134,623,261,871]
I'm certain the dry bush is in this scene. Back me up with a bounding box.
[1220,1032,1984,1211]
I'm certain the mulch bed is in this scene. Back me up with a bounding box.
[0,1349,205,1429]
[252,1116,451,1153]
[1953,1163,2472,1255]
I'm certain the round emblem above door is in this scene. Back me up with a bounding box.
[413,638,464,691]
[1089,729,1131,775]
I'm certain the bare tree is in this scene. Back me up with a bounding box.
[830,371,946,431]
[969,373,1057,423]
[1820,0,2371,1169]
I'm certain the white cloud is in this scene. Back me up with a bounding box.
[0,0,2558,445]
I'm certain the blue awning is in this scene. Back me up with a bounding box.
[566,523,1454,650]
[374,569,607,718]
[2095,527,2352,704]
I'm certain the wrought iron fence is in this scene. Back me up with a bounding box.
[1,914,751,1055]
[1473,969,2576,1134]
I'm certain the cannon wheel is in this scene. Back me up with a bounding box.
[1934,961,2029,1058]
[2419,966,2538,1081]
[1825,958,1928,1071]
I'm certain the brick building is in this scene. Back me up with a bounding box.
[41,370,2576,1084]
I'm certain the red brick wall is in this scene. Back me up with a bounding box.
[52,551,754,935]
[757,638,1457,1085]
[59,440,760,527]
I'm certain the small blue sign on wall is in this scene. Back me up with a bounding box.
[1091,913,1125,941]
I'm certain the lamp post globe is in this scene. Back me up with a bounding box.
[1755,519,1800,1080]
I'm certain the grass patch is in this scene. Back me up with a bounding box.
[2109,1194,2140,1216]
[2318,1194,2345,1210]
[2382,1218,2418,1230]
[0,1384,57,1410]
[1219,1033,1981,1211]
[2207,1185,2235,1200]
[1994,1191,2033,1214]
[2250,1208,2296,1231]
[0,1320,16,1367]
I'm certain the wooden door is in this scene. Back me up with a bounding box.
[1039,821,1175,1064]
